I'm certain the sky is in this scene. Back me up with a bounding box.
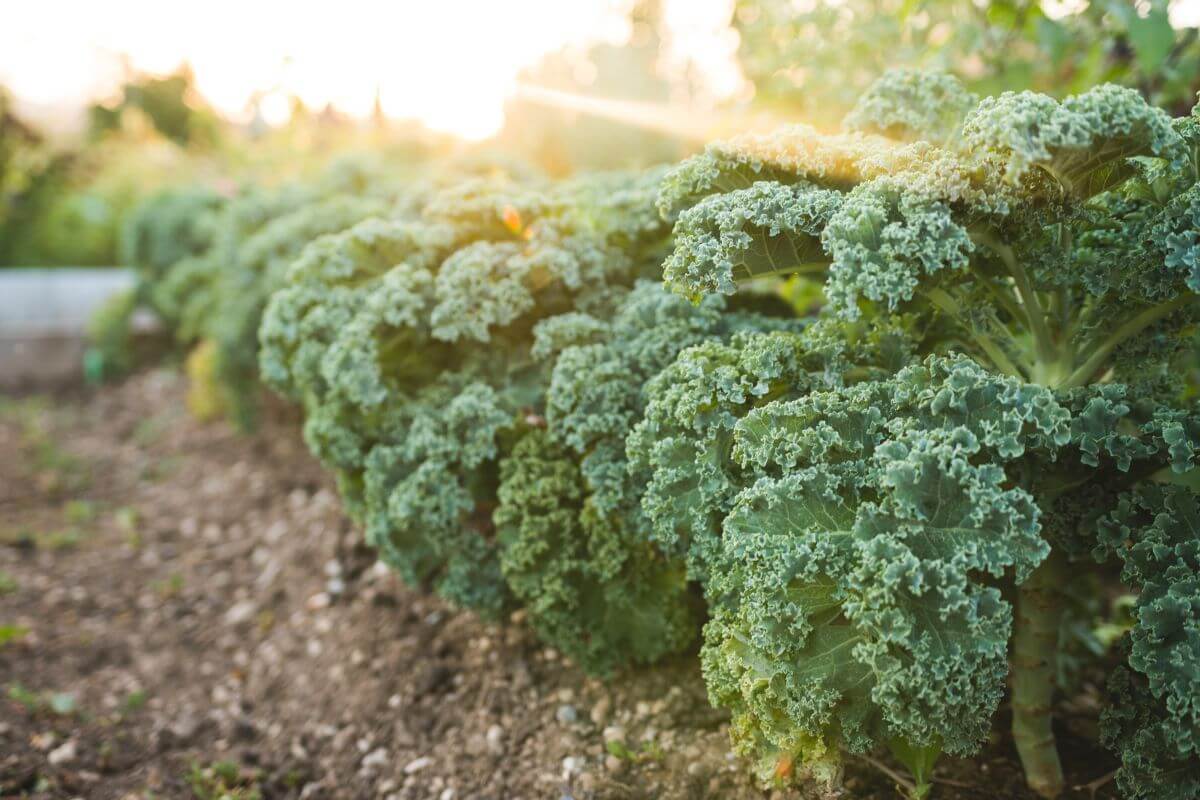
[4,0,1200,140]
[0,0,741,140]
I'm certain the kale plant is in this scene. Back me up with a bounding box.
[653,73,1200,798]
[109,155,409,423]
[258,170,696,630]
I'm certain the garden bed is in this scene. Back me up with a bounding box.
[0,371,1117,799]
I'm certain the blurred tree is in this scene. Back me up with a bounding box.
[735,0,1200,127]
[0,87,75,264]
[1,87,42,186]
[496,0,686,175]
[89,66,221,148]
[2,79,211,267]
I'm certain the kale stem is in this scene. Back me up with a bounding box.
[923,288,1028,378]
[978,236,1056,364]
[1056,287,1071,334]
[1012,549,1066,799]
[855,751,920,799]
[1062,295,1193,388]
[885,739,941,799]
[968,265,1025,321]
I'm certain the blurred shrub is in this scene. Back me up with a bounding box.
[184,340,226,422]
[83,288,139,383]
[735,0,1200,126]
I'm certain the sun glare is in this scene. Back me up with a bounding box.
[1,0,741,140]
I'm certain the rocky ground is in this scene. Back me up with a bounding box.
[0,371,1119,799]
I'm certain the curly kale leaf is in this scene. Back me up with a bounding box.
[490,282,795,671]
[628,319,916,589]
[1096,484,1200,789]
[259,173,672,617]
[560,167,673,258]
[821,176,974,318]
[360,380,515,615]
[152,184,320,346]
[705,424,1041,788]
[259,218,446,407]
[495,430,697,674]
[656,126,889,223]
[430,230,623,343]
[122,155,410,425]
[627,330,812,586]
[962,84,1184,198]
[207,194,389,427]
[120,186,224,290]
[657,85,1200,392]
[844,69,978,145]
[1102,665,1200,800]
[1160,185,1200,293]
[544,282,736,509]
[702,355,1075,788]
[662,181,841,301]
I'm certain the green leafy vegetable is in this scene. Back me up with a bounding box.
[655,78,1200,798]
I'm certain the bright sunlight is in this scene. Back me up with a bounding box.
[0,0,741,139]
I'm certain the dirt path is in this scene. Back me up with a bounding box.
[0,372,1115,799]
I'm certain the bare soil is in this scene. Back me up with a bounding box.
[0,371,1121,800]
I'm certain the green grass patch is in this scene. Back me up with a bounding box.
[0,521,89,552]
[1,398,91,493]
[0,526,86,551]
[64,499,97,524]
[0,624,30,648]
[6,683,76,716]
[186,761,263,800]
[153,573,184,598]
[121,689,149,715]
[605,738,666,764]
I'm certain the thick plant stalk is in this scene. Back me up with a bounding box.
[1011,550,1066,798]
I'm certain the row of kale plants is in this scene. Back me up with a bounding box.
[108,72,1200,799]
